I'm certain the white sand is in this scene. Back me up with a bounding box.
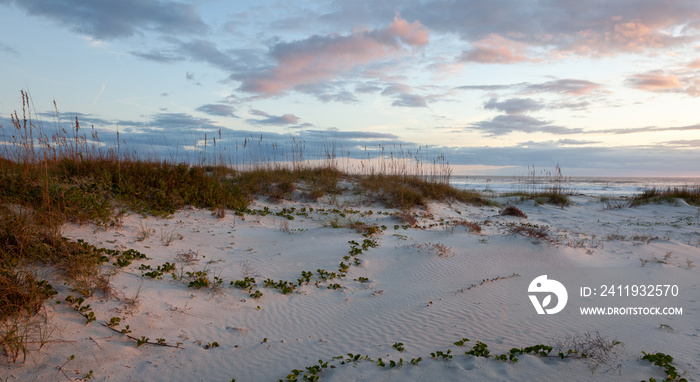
[3,195,698,381]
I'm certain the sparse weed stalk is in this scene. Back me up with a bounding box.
[448,220,482,233]
[431,243,452,257]
[606,233,626,241]
[277,218,291,234]
[175,249,200,264]
[640,252,672,267]
[405,242,453,257]
[509,223,551,241]
[458,273,519,292]
[632,235,658,244]
[159,226,183,246]
[0,313,54,363]
[552,331,622,372]
[397,210,419,227]
[135,221,155,242]
[600,197,629,210]
[506,164,574,206]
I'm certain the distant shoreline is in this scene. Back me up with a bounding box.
[451,175,700,197]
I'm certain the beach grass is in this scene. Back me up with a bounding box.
[630,186,700,207]
[501,165,574,207]
[1,93,696,380]
[0,91,492,330]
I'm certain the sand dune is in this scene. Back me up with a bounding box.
[3,195,698,381]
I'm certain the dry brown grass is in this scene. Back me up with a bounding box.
[500,206,528,218]
[455,220,482,233]
[0,90,497,361]
[631,186,700,206]
[397,210,419,227]
[405,242,453,257]
[509,225,550,241]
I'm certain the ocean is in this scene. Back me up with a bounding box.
[449,176,700,197]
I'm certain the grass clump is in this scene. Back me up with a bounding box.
[631,186,700,207]
[235,166,343,202]
[503,164,574,207]
[358,174,493,209]
[0,268,57,320]
[500,206,527,218]
[451,220,482,233]
[509,224,550,241]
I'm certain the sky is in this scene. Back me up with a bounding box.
[1,0,700,176]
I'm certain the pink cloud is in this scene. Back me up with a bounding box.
[460,34,529,64]
[626,71,682,91]
[683,77,700,96]
[240,15,429,95]
[524,79,608,96]
[385,16,430,46]
[626,68,700,96]
[565,18,686,56]
[610,21,662,50]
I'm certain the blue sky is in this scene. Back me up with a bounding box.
[1,0,700,176]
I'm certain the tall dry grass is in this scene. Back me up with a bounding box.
[631,186,700,206]
[0,90,492,344]
[503,164,574,206]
